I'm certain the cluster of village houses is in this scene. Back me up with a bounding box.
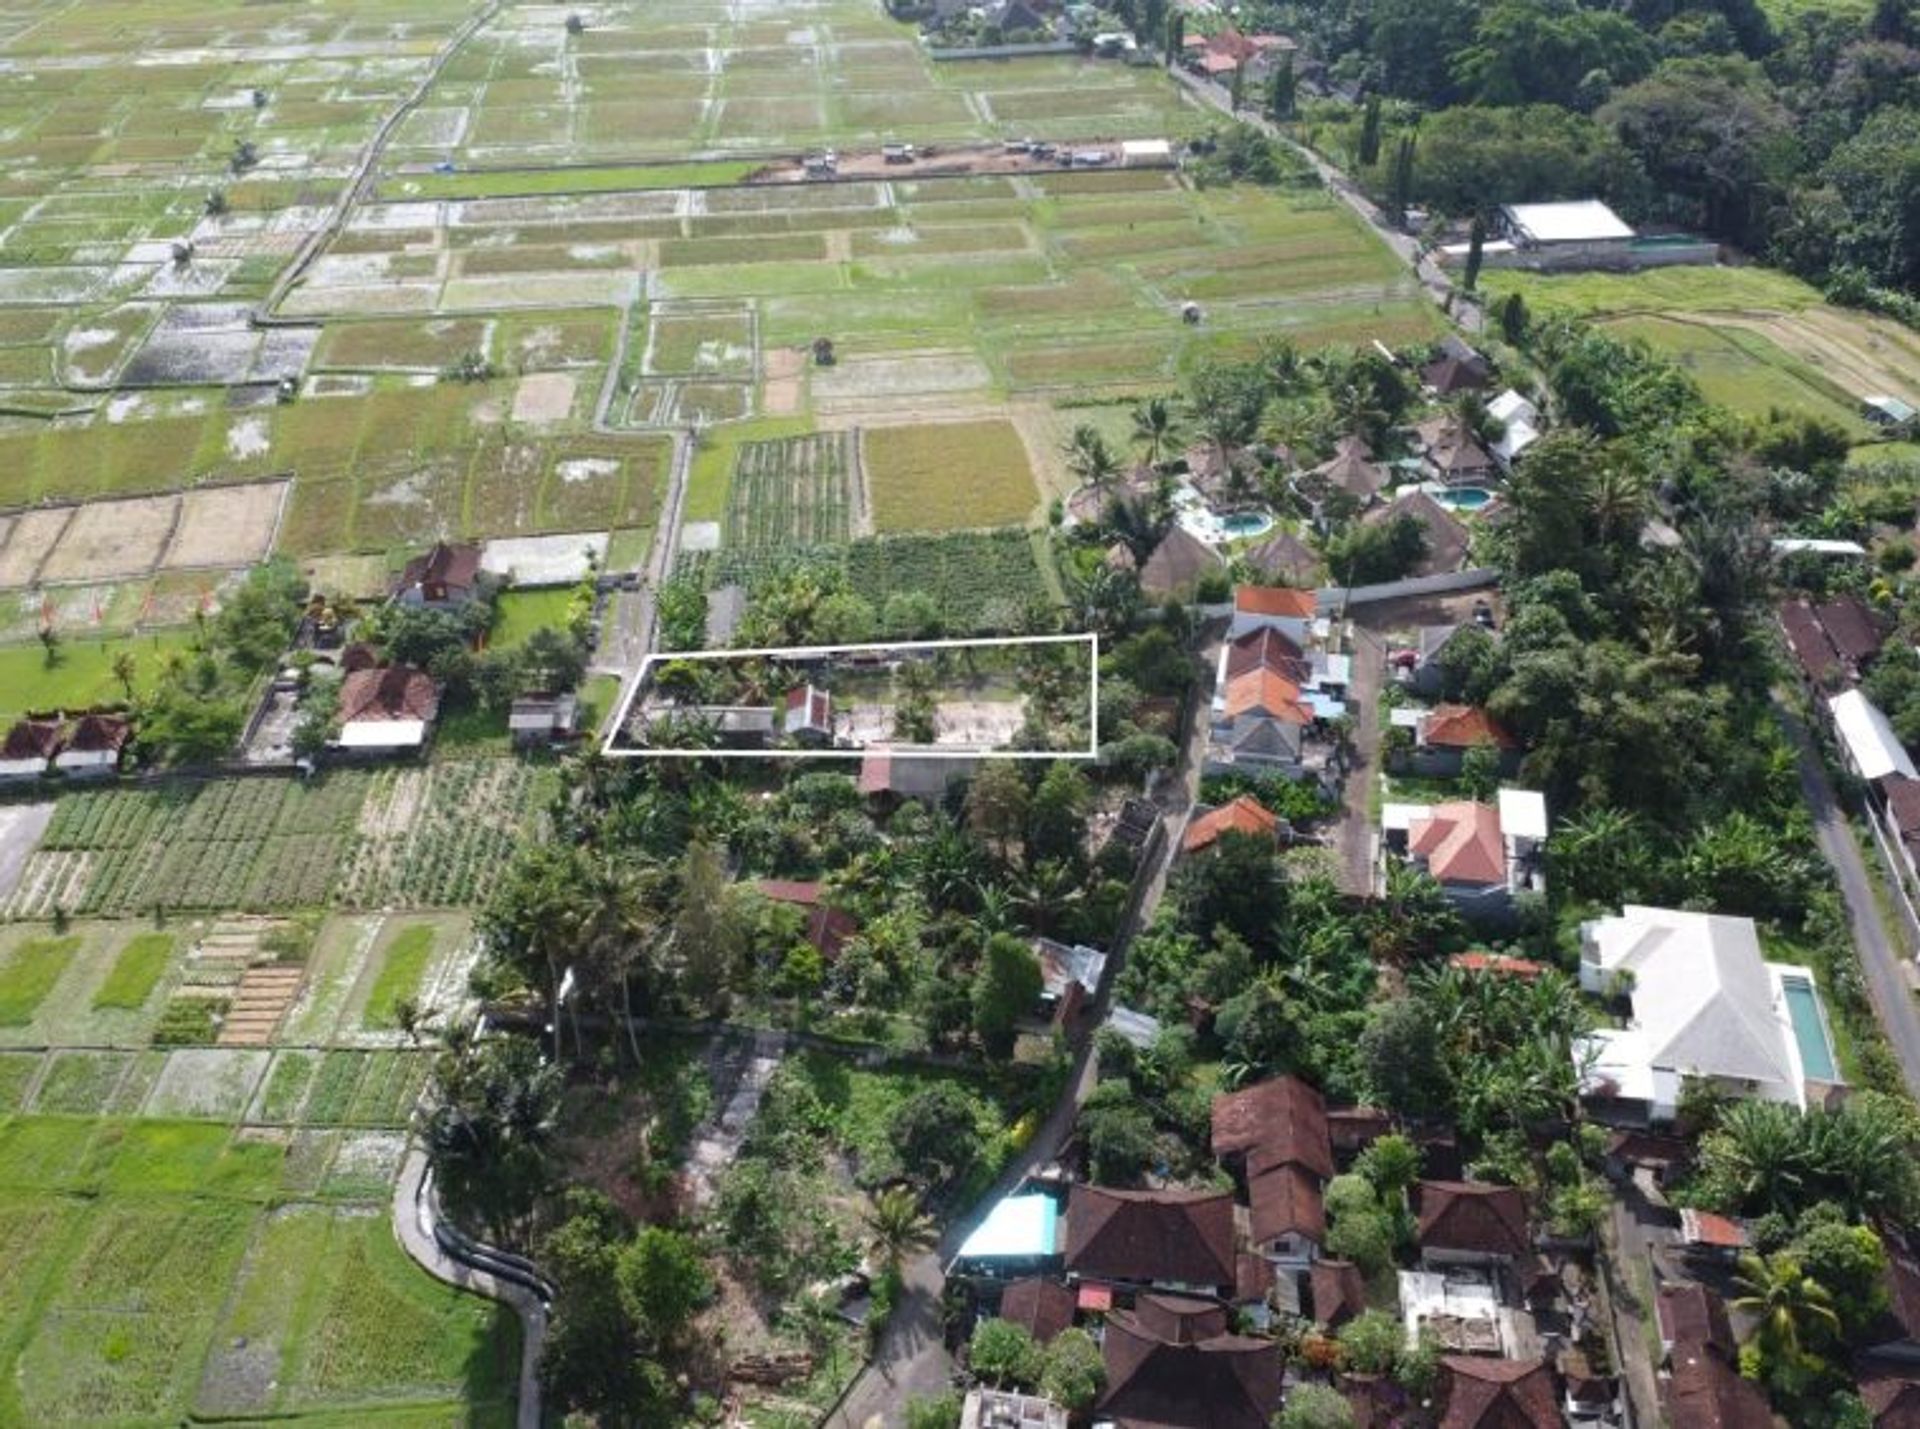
[0,539,582,782]
[941,907,1860,1429]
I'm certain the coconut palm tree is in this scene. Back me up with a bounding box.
[1130,397,1179,469]
[863,1184,937,1278]
[1731,1252,1840,1362]
[1706,1101,1813,1216]
[1064,424,1121,489]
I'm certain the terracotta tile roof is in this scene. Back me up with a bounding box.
[1209,1075,1334,1177]
[1884,1246,1920,1340]
[1098,1314,1281,1429]
[1,717,62,760]
[1328,1105,1392,1152]
[1309,1259,1368,1327]
[1247,1157,1325,1247]
[1223,668,1312,722]
[64,712,131,754]
[1183,795,1280,853]
[754,880,857,958]
[1861,1369,1920,1427]
[1779,600,1842,683]
[1680,1209,1747,1250]
[1659,1283,1735,1362]
[338,664,441,724]
[1883,775,1920,839]
[1234,1251,1274,1305]
[1417,1181,1530,1259]
[1063,1185,1237,1288]
[998,1277,1077,1343]
[1439,1356,1559,1429]
[1422,356,1492,395]
[1234,585,1317,618]
[1448,952,1546,978]
[1132,1293,1229,1344]
[1817,594,1884,665]
[396,541,482,597]
[1668,1340,1774,1428]
[1409,801,1507,886]
[1226,626,1309,681]
[784,684,831,729]
[1421,703,1516,749]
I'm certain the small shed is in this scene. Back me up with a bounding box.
[1865,394,1918,430]
[509,693,579,749]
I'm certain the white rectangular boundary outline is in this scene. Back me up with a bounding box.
[602,631,1100,760]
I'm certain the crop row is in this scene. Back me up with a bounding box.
[723,432,853,552]
[337,761,552,910]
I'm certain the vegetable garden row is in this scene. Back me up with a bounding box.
[723,431,854,552]
[4,761,552,920]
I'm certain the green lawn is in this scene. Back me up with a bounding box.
[490,589,573,650]
[0,629,198,720]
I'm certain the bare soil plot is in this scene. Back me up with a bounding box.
[163,480,289,570]
[36,494,176,584]
[0,804,54,912]
[0,508,72,588]
[811,351,994,405]
[510,371,577,424]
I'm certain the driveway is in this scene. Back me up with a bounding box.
[1779,699,1920,1094]
[1335,623,1385,894]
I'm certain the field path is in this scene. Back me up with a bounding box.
[256,0,510,324]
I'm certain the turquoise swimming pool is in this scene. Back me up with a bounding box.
[1781,974,1838,1082]
[1221,511,1274,539]
[1435,487,1494,512]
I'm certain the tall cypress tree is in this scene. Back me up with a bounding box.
[1388,131,1416,222]
[1357,95,1382,167]
[1464,212,1487,292]
[1268,53,1296,121]
[1164,11,1183,66]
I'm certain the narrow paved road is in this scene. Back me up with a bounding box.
[1335,621,1385,895]
[392,1147,548,1429]
[1779,700,1920,1093]
[823,632,1215,1428]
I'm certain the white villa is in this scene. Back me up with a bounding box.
[1575,905,1842,1123]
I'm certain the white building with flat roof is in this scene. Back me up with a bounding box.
[1502,200,1635,247]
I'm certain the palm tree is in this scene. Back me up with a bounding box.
[863,1184,936,1278]
[1586,463,1651,546]
[1731,1252,1840,1362]
[1130,397,1179,469]
[1706,1100,1812,1216]
[1064,424,1120,489]
[111,652,138,703]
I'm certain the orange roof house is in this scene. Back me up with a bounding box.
[1223,668,1313,723]
[1233,585,1317,620]
[1183,795,1280,853]
[1409,802,1508,886]
[1420,704,1516,751]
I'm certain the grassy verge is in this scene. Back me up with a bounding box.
[362,925,437,1031]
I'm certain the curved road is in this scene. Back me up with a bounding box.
[392,1146,549,1429]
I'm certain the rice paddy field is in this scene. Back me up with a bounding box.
[1482,267,1919,441]
[0,908,514,1429]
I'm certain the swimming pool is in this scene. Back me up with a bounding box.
[1220,511,1275,539]
[1434,487,1494,512]
[1780,974,1838,1082]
